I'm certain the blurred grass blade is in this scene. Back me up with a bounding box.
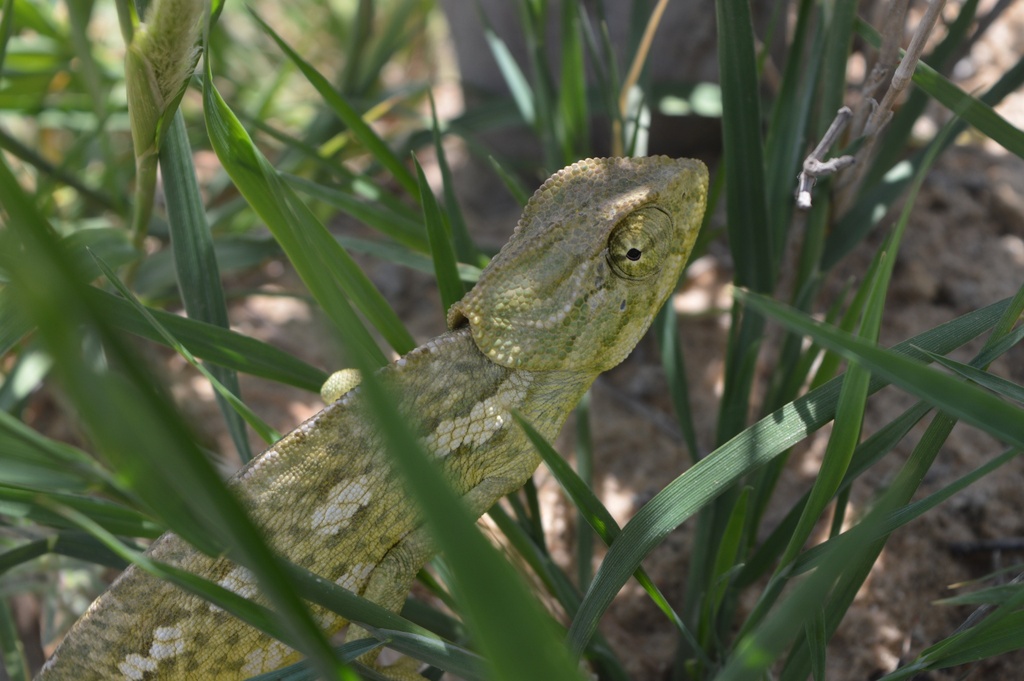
[0,485,161,538]
[557,0,588,161]
[202,58,413,361]
[48,501,314,652]
[654,304,699,462]
[337,235,483,284]
[478,7,535,126]
[359,628,486,680]
[0,154,347,680]
[414,156,466,315]
[0,533,130,574]
[0,593,30,681]
[574,391,594,588]
[161,110,254,461]
[0,408,120,494]
[566,297,1010,655]
[487,155,531,207]
[94,254,279,444]
[87,287,327,392]
[428,94,478,265]
[249,9,418,198]
[282,174,428,252]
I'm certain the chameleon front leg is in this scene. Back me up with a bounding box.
[346,473,537,680]
[346,526,435,681]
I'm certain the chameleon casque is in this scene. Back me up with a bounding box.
[37,156,708,680]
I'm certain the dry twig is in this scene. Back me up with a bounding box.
[796,107,856,209]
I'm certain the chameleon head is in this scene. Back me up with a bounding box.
[448,156,708,372]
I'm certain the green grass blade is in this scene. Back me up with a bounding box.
[331,305,584,679]
[47,502,320,653]
[0,485,160,538]
[414,156,466,316]
[654,304,700,462]
[737,289,1024,449]
[86,287,327,391]
[918,350,1024,405]
[513,412,710,665]
[478,8,535,126]
[736,400,933,587]
[94,255,279,444]
[0,408,119,494]
[336,235,482,284]
[717,508,890,681]
[0,534,130,574]
[249,9,418,198]
[716,0,771,291]
[911,591,1024,673]
[795,446,1021,574]
[202,59,412,361]
[762,0,823,247]
[0,154,348,680]
[556,0,588,162]
[282,174,429,253]
[357,629,486,681]
[428,94,478,265]
[565,298,1009,655]
[0,591,29,681]
[160,110,254,461]
[245,640,385,681]
[486,155,531,207]
[574,391,594,587]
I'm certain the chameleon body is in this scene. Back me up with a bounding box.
[37,156,708,680]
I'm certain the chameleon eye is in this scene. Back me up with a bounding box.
[607,206,673,280]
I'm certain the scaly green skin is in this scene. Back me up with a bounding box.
[37,156,707,680]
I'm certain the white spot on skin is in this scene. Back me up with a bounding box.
[423,374,531,457]
[209,566,257,613]
[335,562,374,592]
[149,626,185,660]
[118,626,185,679]
[310,476,373,535]
[119,654,157,680]
[219,566,257,598]
[241,640,294,675]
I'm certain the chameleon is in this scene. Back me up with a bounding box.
[36,155,708,680]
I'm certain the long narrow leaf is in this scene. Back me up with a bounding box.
[737,290,1024,449]
[414,157,465,316]
[566,297,1009,654]
[159,110,253,460]
[249,9,419,198]
[202,59,411,362]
